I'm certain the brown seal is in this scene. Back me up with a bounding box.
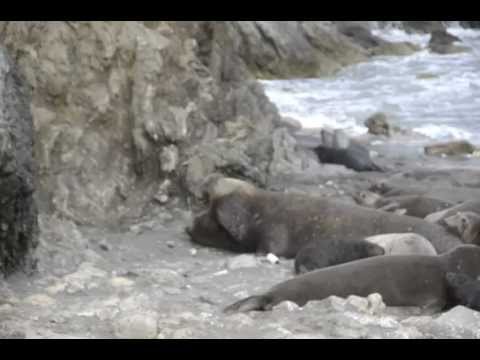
[224,245,480,313]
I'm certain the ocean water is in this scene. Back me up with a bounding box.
[261,26,480,145]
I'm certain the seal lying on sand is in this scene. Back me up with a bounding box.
[294,239,385,274]
[187,179,462,256]
[224,245,480,313]
[353,191,454,218]
[445,272,480,311]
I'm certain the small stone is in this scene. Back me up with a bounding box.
[265,253,280,264]
[213,269,229,276]
[129,225,142,234]
[24,294,56,307]
[113,312,158,339]
[367,293,386,314]
[190,248,197,256]
[166,241,175,248]
[99,240,111,251]
[226,254,258,270]
[163,287,182,295]
[274,301,301,312]
[154,194,169,204]
[46,282,67,295]
[110,277,135,288]
[345,295,369,313]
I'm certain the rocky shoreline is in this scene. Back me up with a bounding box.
[1,21,480,338]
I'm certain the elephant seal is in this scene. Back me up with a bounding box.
[364,233,437,256]
[425,200,480,224]
[223,245,480,313]
[187,184,462,257]
[445,272,480,311]
[294,238,385,274]
[311,129,383,172]
[444,212,480,246]
[354,191,454,218]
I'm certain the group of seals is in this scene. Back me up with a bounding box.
[187,178,461,259]
[224,245,480,313]
[186,176,480,315]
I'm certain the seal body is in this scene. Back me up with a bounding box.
[364,233,437,255]
[294,238,385,274]
[224,245,480,313]
[188,187,462,257]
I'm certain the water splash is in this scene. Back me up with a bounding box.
[262,25,480,145]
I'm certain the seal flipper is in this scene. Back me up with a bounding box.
[223,295,274,314]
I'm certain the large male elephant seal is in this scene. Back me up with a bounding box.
[294,238,385,274]
[224,245,480,313]
[187,183,462,257]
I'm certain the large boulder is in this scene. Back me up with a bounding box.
[0,46,38,276]
[428,29,468,54]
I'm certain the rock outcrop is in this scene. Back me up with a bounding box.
[0,21,283,225]
[0,46,38,276]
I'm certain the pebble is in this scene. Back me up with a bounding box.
[110,277,135,288]
[24,294,56,307]
[213,270,229,276]
[166,241,175,248]
[190,248,197,256]
[266,253,279,264]
[99,239,111,251]
[274,301,301,312]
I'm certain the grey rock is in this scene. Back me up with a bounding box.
[0,45,38,276]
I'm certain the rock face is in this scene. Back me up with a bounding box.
[0,46,38,276]
[0,21,283,225]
